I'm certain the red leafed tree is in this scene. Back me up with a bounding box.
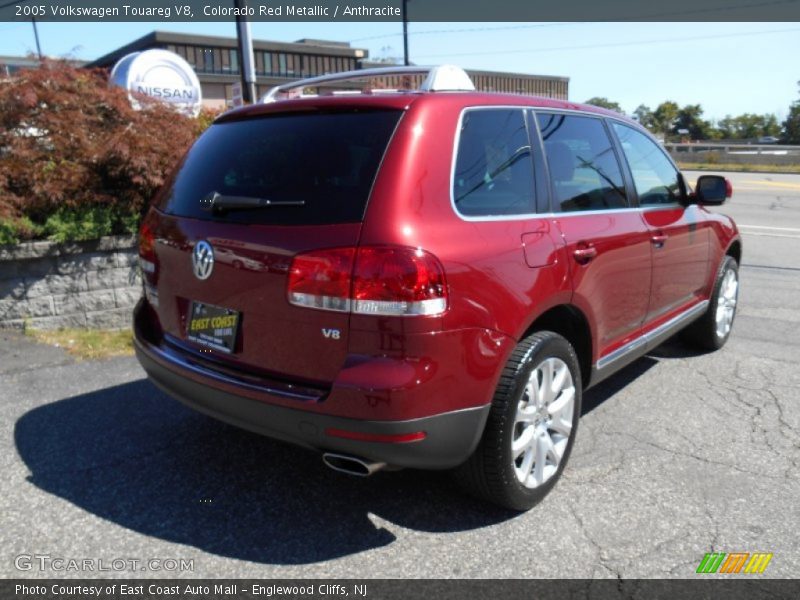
[0,59,198,226]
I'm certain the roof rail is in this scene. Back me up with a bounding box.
[260,64,475,103]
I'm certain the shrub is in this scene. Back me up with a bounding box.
[0,219,19,245]
[42,205,115,242]
[0,59,200,241]
[0,216,43,245]
[195,106,223,136]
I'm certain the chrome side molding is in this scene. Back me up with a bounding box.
[595,300,710,373]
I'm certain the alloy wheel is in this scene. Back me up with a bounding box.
[511,357,576,489]
[715,268,738,338]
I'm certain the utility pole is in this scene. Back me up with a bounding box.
[234,0,257,103]
[402,0,409,66]
[31,17,43,61]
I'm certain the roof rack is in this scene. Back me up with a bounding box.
[260,64,475,103]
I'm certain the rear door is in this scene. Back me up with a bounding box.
[535,111,653,360]
[610,122,710,322]
[146,108,403,385]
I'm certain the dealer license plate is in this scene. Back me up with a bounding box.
[187,301,240,354]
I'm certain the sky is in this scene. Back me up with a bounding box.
[1,21,798,121]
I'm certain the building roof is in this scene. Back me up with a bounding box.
[359,60,569,84]
[465,66,569,84]
[88,30,368,69]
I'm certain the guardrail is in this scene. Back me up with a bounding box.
[665,143,800,156]
[665,142,800,167]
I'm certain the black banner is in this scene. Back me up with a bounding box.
[2,0,800,22]
[3,579,800,600]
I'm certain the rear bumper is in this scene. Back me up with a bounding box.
[134,302,491,469]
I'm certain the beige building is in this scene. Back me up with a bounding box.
[88,31,569,108]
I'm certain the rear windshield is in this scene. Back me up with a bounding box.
[158,109,403,225]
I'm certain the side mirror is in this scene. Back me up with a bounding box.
[694,175,732,205]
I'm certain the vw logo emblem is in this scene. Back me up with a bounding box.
[192,241,214,280]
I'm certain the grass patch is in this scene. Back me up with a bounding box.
[676,162,800,174]
[26,327,134,360]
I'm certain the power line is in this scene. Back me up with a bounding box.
[415,27,800,60]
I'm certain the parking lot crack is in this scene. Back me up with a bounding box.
[568,502,623,579]
[765,388,800,448]
[696,367,788,459]
[604,429,786,480]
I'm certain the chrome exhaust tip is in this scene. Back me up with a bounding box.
[322,453,386,477]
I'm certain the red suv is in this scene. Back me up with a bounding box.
[134,66,741,510]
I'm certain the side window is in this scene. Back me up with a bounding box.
[537,113,628,212]
[612,122,682,206]
[453,109,535,217]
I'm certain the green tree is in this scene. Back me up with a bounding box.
[652,101,680,137]
[738,114,771,139]
[633,104,654,130]
[717,113,781,140]
[584,97,623,113]
[673,104,714,140]
[717,115,737,139]
[782,81,800,144]
[763,114,781,138]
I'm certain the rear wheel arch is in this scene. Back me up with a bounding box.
[453,330,583,510]
[519,304,593,389]
[725,238,742,266]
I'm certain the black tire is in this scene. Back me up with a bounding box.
[453,331,582,511]
[681,256,739,351]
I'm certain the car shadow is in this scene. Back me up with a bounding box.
[15,343,679,565]
[581,356,659,416]
[14,379,514,565]
[646,337,710,360]
[581,337,705,416]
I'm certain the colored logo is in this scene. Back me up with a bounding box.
[696,552,773,574]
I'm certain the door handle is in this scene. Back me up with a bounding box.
[651,233,668,248]
[573,245,597,264]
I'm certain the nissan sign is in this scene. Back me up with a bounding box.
[110,49,202,117]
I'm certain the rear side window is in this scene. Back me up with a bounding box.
[537,113,628,213]
[158,109,402,225]
[612,122,682,206]
[452,109,535,217]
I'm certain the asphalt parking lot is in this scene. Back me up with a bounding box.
[1,170,798,579]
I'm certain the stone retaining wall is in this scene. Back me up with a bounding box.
[0,235,141,330]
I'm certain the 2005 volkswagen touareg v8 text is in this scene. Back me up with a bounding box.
[134,65,741,510]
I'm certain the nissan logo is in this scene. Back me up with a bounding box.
[192,241,214,280]
[110,49,203,117]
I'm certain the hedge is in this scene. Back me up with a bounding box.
[0,59,218,245]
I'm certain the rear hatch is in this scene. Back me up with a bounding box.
[143,106,404,386]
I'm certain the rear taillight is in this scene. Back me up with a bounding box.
[287,246,447,317]
[287,248,355,312]
[138,219,157,274]
[352,247,447,316]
